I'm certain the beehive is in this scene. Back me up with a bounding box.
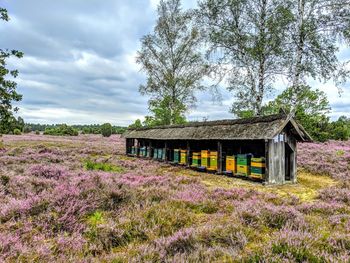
[236,154,252,176]
[207,151,218,171]
[146,147,150,158]
[139,147,145,157]
[201,150,209,168]
[173,149,180,163]
[131,146,136,155]
[250,157,265,179]
[180,150,187,165]
[191,152,201,167]
[226,155,236,173]
[157,148,166,161]
[153,148,158,159]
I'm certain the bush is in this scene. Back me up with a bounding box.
[13,129,21,135]
[84,160,124,173]
[101,123,112,137]
[35,130,40,135]
[43,124,78,136]
[23,125,32,133]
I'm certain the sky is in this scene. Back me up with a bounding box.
[1,0,349,126]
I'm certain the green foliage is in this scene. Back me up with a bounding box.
[137,0,209,124]
[198,0,294,115]
[84,160,124,173]
[101,123,112,137]
[87,211,105,227]
[43,124,79,136]
[0,8,23,134]
[144,96,187,127]
[13,128,21,135]
[35,130,40,135]
[329,116,350,141]
[262,85,332,141]
[23,125,32,133]
[128,119,143,129]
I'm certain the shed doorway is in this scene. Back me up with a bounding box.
[285,143,294,181]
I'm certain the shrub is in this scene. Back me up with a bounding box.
[35,130,40,135]
[84,160,124,173]
[101,123,112,137]
[13,129,21,135]
[28,164,69,179]
[44,124,78,136]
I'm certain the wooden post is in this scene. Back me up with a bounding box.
[217,141,223,174]
[125,139,128,155]
[264,139,269,184]
[165,142,168,163]
[186,141,190,167]
[137,140,140,157]
[149,141,153,159]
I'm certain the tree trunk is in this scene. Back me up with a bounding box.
[292,0,306,90]
[256,0,267,116]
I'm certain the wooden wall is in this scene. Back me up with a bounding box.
[266,130,297,185]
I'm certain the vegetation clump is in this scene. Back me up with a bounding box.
[84,160,124,173]
[101,123,112,137]
[43,124,79,136]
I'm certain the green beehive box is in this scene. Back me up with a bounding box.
[173,149,180,163]
[153,149,158,159]
[157,148,163,160]
[131,146,135,155]
[251,167,265,174]
[191,153,201,167]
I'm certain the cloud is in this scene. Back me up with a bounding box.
[0,0,349,126]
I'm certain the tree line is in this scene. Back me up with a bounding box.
[132,0,350,141]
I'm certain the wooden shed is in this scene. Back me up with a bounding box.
[124,113,312,185]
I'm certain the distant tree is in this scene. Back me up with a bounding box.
[137,0,209,125]
[23,124,32,133]
[0,7,23,135]
[143,96,187,127]
[262,85,331,141]
[330,116,350,141]
[128,119,143,129]
[287,0,350,99]
[44,124,78,136]
[101,123,112,137]
[197,0,294,116]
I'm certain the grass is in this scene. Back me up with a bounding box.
[165,166,337,202]
[84,160,124,173]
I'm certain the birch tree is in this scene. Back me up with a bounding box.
[137,0,209,125]
[197,0,293,116]
[288,0,350,99]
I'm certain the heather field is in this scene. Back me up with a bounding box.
[0,135,349,262]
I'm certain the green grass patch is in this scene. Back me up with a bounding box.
[84,160,124,173]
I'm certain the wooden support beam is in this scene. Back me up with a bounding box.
[264,139,270,184]
[165,142,168,163]
[149,141,153,159]
[186,141,190,167]
[217,141,223,174]
[137,140,140,157]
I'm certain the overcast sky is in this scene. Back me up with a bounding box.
[1,0,349,126]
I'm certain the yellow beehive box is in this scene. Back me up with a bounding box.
[201,150,209,158]
[251,162,266,168]
[237,165,250,176]
[226,156,236,173]
[180,150,187,165]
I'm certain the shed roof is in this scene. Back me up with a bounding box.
[124,114,312,142]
